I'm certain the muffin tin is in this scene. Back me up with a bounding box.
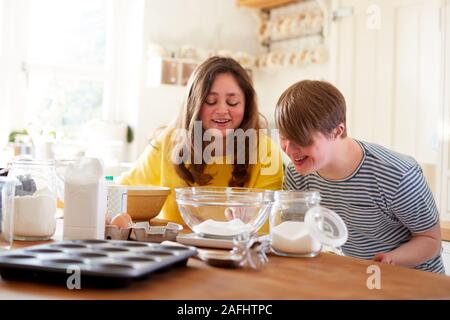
[0,239,197,287]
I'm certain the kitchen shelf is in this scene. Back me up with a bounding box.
[146,56,252,88]
[256,0,328,54]
[147,57,198,87]
[237,0,298,9]
[261,31,323,47]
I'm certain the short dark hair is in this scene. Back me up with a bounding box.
[275,80,347,146]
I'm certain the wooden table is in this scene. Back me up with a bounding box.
[1,219,450,300]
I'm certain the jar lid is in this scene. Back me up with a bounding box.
[304,206,348,248]
[274,190,321,203]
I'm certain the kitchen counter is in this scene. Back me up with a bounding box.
[0,219,450,300]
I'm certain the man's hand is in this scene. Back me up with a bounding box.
[373,252,395,265]
[372,224,442,268]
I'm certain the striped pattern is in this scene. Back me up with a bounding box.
[284,140,445,273]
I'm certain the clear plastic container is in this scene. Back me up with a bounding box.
[270,191,347,257]
[8,158,57,241]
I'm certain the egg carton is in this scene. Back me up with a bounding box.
[0,239,197,288]
[105,222,183,243]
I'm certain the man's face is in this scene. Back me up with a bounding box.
[279,131,335,176]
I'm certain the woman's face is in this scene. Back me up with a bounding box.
[279,131,335,176]
[200,73,245,136]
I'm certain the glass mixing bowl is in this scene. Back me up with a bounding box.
[175,187,274,238]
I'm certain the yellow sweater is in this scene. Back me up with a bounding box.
[119,128,283,233]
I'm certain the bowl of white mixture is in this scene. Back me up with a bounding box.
[175,187,274,238]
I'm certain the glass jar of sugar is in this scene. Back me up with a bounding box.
[269,191,348,257]
[8,158,57,241]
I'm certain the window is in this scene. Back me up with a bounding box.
[1,0,144,164]
[24,0,108,139]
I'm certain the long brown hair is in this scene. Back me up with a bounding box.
[171,56,265,187]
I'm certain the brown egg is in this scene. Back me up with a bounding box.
[111,213,133,229]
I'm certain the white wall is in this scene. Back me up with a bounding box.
[440,0,450,220]
[254,64,331,128]
[143,0,261,54]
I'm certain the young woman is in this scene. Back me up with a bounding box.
[119,56,283,229]
[276,80,444,273]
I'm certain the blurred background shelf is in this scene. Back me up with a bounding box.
[237,0,298,9]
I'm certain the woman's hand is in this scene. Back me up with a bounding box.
[224,207,254,224]
[373,252,395,265]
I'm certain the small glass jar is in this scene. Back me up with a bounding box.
[8,158,57,241]
[270,191,322,257]
[270,191,348,258]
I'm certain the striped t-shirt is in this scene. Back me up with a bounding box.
[283,140,445,273]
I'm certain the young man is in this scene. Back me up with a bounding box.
[275,80,444,273]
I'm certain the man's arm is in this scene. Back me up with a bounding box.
[374,224,442,267]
